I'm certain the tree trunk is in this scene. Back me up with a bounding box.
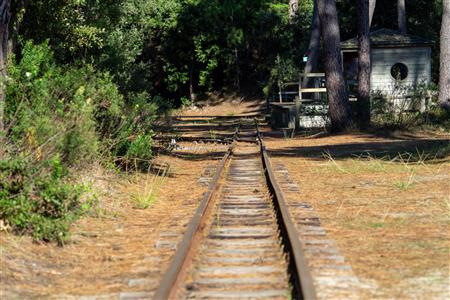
[357,0,371,129]
[440,0,450,110]
[10,0,28,55]
[369,0,376,28]
[302,0,321,88]
[0,0,11,136]
[317,0,352,132]
[289,0,299,21]
[234,48,240,92]
[189,65,197,102]
[398,0,407,34]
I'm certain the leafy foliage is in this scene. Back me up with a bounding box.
[13,0,308,100]
[0,156,84,245]
[371,83,449,129]
[6,41,121,165]
[2,41,157,242]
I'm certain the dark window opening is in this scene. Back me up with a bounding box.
[391,63,408,81]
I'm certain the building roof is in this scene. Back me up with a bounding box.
[341,28,433,50]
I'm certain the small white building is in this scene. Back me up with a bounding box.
[341,28,432,97]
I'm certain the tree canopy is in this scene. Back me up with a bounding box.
[7,0,444,103]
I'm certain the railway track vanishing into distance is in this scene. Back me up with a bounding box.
[154,119,317,300]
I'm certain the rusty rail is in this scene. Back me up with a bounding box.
[153,125,239,300]
[154,122,317,300]
[257,123,317,300]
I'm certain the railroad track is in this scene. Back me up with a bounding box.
[154,120,316,300]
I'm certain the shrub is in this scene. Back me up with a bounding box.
[6,41,159,165]
[108,92,158,166]
[5,41,125,166]
[126,134,154,160]
[0,156,84,245]
[2,41,162,243]
[370,83,447,129]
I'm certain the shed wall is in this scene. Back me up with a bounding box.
[371,47,431,94]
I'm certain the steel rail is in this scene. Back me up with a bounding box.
[154,121,317,300]
[256,124,317,300]
[153,125,239,300]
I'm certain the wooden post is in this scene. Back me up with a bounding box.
[295,96,301,130]
[298,75,302,101]
[278,81,283,103]
[297,74,303,129]
[297,72,328,128]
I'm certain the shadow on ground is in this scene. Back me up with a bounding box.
[264,131,450,162]
[269,140,450,162]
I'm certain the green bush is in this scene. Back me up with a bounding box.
[0,156,84,245]
[107,92,157,164]
[2,41,160,243]
[5,41,125,165]
[370,83,448,130]
[6,40,161,164]
[422,107,450,129]
[6,41,159,165]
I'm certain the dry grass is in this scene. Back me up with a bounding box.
[0,97,261,298]
[129,163,171,209]
[2,96,447,298]
[265,130,450,299]
[0,150,224,298]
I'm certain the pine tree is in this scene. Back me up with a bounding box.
[289,0,299,21]
[440,0,450,110]
[302,0,321,88]
[317,0,352,132]
[369,0,376,27]
[357,0,371,129]
[398,0,407,34]
[0,0,11,135]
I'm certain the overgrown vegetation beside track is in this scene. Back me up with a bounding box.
[0,42,158,243]
[2,0,305,243]
[0,157,86,245]
[1,0,448,243]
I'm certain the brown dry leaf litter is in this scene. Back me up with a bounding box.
[1,97,258,299]
[4,95,447,299]
[264,130,450,299]
[174,93,265,117]
[1,145,228,299]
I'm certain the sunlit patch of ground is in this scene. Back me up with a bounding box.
[176,93,265,117]
[265,130,450,299]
